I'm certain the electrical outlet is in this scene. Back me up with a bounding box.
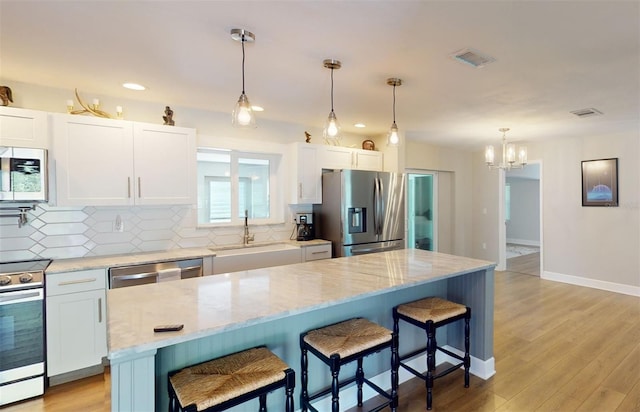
[482,242,486,250]
[114,215,124,232]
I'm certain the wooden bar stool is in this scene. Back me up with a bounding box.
[168,346,295,412]
[392,297,470,410]
[300,317,398,412]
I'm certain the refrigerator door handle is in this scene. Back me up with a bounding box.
[374,176,383,235]
[373,177,379,235]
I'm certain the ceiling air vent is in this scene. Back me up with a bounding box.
[450,48,496,68]
[570,108,603,118]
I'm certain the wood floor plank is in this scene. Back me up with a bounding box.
[616,379,640,412]
[576,386,626,412]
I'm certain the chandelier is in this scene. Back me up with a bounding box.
[485,128,527,170]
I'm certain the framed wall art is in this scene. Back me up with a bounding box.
[581,158,618,207]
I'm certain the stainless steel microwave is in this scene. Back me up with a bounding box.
[0,146,48,202]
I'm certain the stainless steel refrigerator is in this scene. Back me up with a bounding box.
[314,169,405,257]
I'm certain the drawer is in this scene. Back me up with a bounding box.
[304,244,332,261]
[46,268,107,296]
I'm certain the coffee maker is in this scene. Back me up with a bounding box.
[296,213,315,241]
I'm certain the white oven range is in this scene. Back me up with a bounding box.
[0,259,50,406]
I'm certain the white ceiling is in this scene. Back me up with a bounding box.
[1,1,638,149]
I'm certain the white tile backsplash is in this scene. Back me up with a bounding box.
[0,204,295,261]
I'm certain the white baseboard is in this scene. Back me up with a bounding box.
[506,238,540,247]
[308,349,495,411]
[542,270,640,297]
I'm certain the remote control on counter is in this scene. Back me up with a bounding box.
[154,324,184,332]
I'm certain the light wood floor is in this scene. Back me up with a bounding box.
[506,251,541,277]
[6,268,640,411]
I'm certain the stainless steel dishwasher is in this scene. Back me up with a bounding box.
[108,258,203,289]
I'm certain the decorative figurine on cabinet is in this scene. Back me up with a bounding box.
[163,106,175,126]
[305,131,311,143]
[0,86,13,106]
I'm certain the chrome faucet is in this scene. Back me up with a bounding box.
[243,209,255,245]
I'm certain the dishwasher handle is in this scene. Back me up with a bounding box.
[110,271,158,288]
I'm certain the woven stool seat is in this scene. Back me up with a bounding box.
[300,317,398,412]
[393,297,471,410]
[168,346,294,411]
[303,317,392,359]
[396,297,467,323]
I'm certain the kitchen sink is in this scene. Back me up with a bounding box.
[211,243,299,256]
[210,243,302,274]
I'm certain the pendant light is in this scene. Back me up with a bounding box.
[323,59,342,144]
[231,28,256,128]
[386,78,402,146]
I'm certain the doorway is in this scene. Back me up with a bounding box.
[498,162,542,274]
[406,171,437,251]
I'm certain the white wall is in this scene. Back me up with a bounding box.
[473,130,640,291]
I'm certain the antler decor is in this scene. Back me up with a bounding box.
[69,88,113,118]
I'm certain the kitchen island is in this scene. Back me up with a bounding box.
[107,249,496,411]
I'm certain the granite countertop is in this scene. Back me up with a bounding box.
[107,249,494,360]
[46,239,331,274]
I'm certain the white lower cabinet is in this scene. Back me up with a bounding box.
[303,244,332,261]
[46,269,107,379]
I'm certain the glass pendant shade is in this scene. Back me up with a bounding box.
[232,92,255,127]
[518,146,528,165]
[485,145,495,165]
[324,110,341,139]
[388,122,399,146]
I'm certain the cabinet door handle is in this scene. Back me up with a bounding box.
[127,177,131,198]
[311,251,329,255]
[58,278,97,286]
[98,297,102,323]
[138,177,142,198]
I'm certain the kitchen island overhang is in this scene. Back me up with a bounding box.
[107,249,496,412]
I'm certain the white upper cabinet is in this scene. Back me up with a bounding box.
[52,114,196,206]
[133,123,196,205]
[320,146,383,171]
[289,142,322,204]
[0,106,49,148]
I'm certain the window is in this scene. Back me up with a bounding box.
[197,148,280,226]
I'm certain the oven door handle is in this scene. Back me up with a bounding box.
[0,289,43,305]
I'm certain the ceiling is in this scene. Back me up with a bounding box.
[1,1,638,149]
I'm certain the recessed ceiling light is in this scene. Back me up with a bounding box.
[122,82,146,91]
[354,123,366,128]
[251,105,264,112]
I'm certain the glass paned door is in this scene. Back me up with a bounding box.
[407,172,436,251]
